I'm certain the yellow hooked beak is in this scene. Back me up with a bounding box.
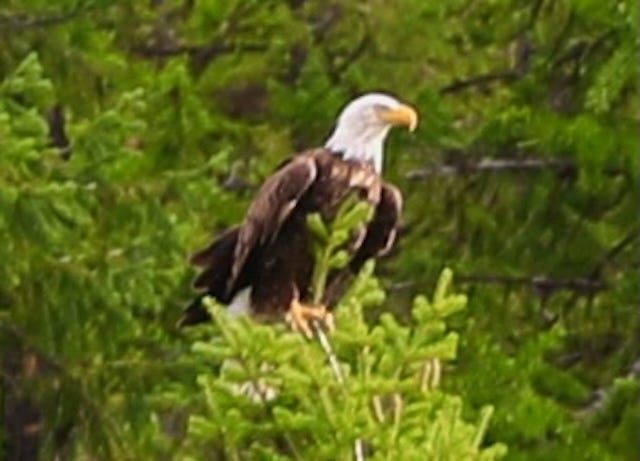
[378,104,419,132]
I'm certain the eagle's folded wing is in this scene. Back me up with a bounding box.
[324,182,402,306]
[351,181,403,271]
[230,153,318,290]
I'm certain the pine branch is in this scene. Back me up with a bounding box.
[189,266,504,459]
[306,198,374,461]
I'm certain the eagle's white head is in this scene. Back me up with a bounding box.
[324,93,418,173]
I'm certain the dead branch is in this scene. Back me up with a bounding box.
[0,3,98,30]
[406,157,575,179]
[440,70,520,95]
[442,0,541,97]
[588,229,638,279]
[455,274,607,297]
[324,14,370,86]
[406,157,624,180]
[390,273,607,298]
[329,29,370,81]
[129,42,266,59]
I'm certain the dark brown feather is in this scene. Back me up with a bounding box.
[191,227,239,295]
[324,181,403,306]
[191,227,239,268]
[182,148,403,325]
[351,182,403,270]
[230,153,318,288]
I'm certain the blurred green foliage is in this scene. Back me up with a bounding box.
[0,0,637,459]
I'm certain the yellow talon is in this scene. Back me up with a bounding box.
[286,299,333,338]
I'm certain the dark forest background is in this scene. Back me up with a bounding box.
[1,0,638,460]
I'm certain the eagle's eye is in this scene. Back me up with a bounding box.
[372,103,394,125]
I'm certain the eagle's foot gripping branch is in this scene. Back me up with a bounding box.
[286,299,334,338]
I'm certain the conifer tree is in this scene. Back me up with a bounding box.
[176,201,507,460]
[1,1,637,459]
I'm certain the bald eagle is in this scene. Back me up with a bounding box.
[180,93,417,335]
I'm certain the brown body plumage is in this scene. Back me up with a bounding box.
[179,93,417,332]
[180,148,401,326]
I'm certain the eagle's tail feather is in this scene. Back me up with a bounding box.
[177,296,210,327]
[191,226,239,268]
[179,227,240,327]
[191,227,239,291]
